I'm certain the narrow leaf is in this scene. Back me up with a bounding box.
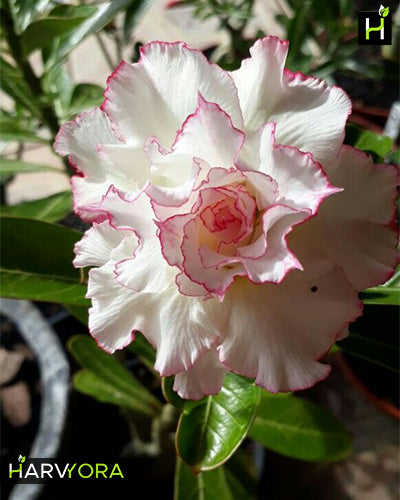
[1,191,72,222]
[7,0,52,34]
[0,158,61,175]
[68,335,162,416]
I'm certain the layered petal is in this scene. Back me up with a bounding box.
[218,266,362,392]
[231,37,351,165]
[102,42,243,147]
[290,146,399,291]
[54,108,144,220]
[173,349,227,400]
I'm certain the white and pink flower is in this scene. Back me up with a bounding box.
[55,37,399,400]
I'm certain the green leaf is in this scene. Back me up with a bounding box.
[127,331,156,370]
[68,83,104,117]
[21,15,91,57]
[176,373,260,472]
[123,0,152,43]
[354,130,393,160]
[66,304,88,325]
[381,6,389,17]
[7,0,52,34]
[68,335,162,416]
[0,158,61,175]
[338,331,399,372]
[0,216,88,306]
[174,458,234,500]
[0,113,48,143]
[174,452,257,500]
[360,269,400,305]
[46,0,138,68]
[41,63,74,119]
[360,287,399,305]
[0,57,41,117]
[1,191,72,222]
[249,393,352,462]
[162,376,186,411]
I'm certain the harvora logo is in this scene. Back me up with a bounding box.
[8,455,125,483]
[358,4,392,45]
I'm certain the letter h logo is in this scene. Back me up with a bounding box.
[358,5,392,45]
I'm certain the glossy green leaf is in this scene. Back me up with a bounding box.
[355,130,393,160]
[360,269,400,305]
[21,15,91,57]
[360,287,399,305]
[338,331,399,372]
[0,158,61,175]
[47,0,138,67]
[1,191,72,222]
[162,376,186,411]
[174,458,234,500]
[68,335,162,416]
[68,83,104,117]
[176,373,260,472]
[0,216,88,305]
[174,452,257,500]
[42,63,74,119]
[7,0,52,34]
[250,393,352,462]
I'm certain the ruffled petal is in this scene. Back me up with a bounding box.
[73,221,135,268]
[173,349,227,400]
[290,146,399,291]
[240,123,341,213]
[54,108,140,220]
[145,95,244,187]
[218,266,362,392]
[231,37,351,166]
[102,42,243,147]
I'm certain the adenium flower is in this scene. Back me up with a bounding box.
[55,37,398,400]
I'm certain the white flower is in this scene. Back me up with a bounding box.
[55,38,398,399]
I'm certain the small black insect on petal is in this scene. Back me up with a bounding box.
[310,286,318,293]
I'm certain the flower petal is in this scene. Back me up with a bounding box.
[102,42,243,146]
[291,146,399,290]
[240,123,341,213]
[218,266,362,392]
[231,37,351,165]
[73,221,135,268]
[54,108,140,220]
[173,349,227,400]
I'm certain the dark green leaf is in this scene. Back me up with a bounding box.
[66,304,88,325]
[174,458,234,500]
[68,335,162,416]
[7,0,52,34]
[176,373,260,472]
[0,216,88,305]
[338,331,399,372]
[250,393,352,462]
[162,376,186,411]
[21,15,91,57]
[127,331,156,370]
[0,158,61,175]
[1,191,72,222]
